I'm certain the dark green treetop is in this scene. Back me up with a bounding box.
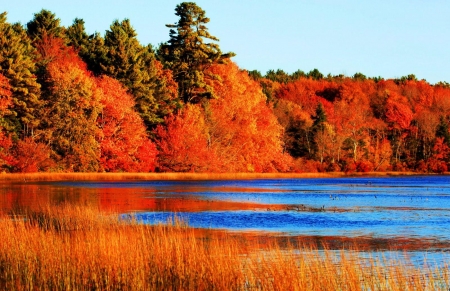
[159,2,235,104]
[312,102,327,131]
[26,9,64,41]
[95,19,178,130]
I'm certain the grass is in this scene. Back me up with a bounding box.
[0,171,441,183]
[0,204,448,290]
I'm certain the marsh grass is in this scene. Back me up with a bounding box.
[0,171,432,183]
[0,204,448,290]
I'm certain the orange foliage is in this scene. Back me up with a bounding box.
[97,76,156,172]
[275,78,333,116]
[0,130,15,171]
[40,39,102,171]
[155,104,216,172]
[12,137,53,172]
[207,61,292,172]
[385,92,413,130]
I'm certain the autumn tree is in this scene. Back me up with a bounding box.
[97,76,157,172]
[206,61,291,172]
[0,73,13,170]
[155,104,215,172]
[0,12,41,135]
[272,99,313,158]
[37,39,102,171]
[159,2,235,103]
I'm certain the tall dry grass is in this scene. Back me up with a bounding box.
[0,171,434,183]
[0,204,448,290]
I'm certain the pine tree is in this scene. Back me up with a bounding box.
[0,12,41,135]
[26,9,64,42]
[65,18,90,54]
[159,2,235,104]
[312,102,327,131]
[436,116,450,146]
[97,19,178,129]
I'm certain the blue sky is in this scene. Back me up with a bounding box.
[3,1,450,83]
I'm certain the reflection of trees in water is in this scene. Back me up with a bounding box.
[0,184,98,214]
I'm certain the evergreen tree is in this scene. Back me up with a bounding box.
[436,116,450,146]
[307,68,324,80]
[26,9,64,42]
[265,69,293,84]
[312,102,327,131]
[65,19,108,75]
[247,70,262,81]
[0,12,41,135]
[159,2,235,104]
[291,69,306,81]
[65,18,90,53]
[97,19,178,129]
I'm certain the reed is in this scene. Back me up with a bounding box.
[0,171,436,183]
[0,204,448,290]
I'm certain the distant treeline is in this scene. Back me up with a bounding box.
[0,2,449,173]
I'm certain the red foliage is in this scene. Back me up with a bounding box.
[0,130,15,171]
[385,92,413,130]
[356,160,374,172]
[276,78,335,116]
[97,76,157,172]
[35,35,87,69]
[155,104,216,172]
[12,137,53,172]
[152,59,179,100]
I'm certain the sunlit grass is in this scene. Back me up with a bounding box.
[0,204,448,290]
[0,171,431,182]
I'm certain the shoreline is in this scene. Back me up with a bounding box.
[0,171,448,182]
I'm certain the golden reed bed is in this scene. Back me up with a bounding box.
[0,204,448,290]
[0,171,439,182]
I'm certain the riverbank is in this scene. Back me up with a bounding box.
[0,171,445,182]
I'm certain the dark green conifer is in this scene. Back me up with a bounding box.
[97,19,178,129]
[159,2,235,104]
[0,12,41,135]
[436,116,450,146]
[26,9,64,41]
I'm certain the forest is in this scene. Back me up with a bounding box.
[0,2,449,174]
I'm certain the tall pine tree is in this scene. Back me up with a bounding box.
[159,2,235,104]
[0,12,41,135]
[96,19,178,129]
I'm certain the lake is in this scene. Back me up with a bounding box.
[1,175,450,266]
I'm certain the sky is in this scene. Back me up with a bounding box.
[2,0,450,84]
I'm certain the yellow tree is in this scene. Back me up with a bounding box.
[206,61,292,172]
[38,37,102,171]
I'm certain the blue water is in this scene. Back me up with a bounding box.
[3,175,450,241]
[49,175,450,240]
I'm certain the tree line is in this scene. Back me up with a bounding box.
[0,2,449,173]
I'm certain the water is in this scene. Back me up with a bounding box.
[1,176,450,252]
